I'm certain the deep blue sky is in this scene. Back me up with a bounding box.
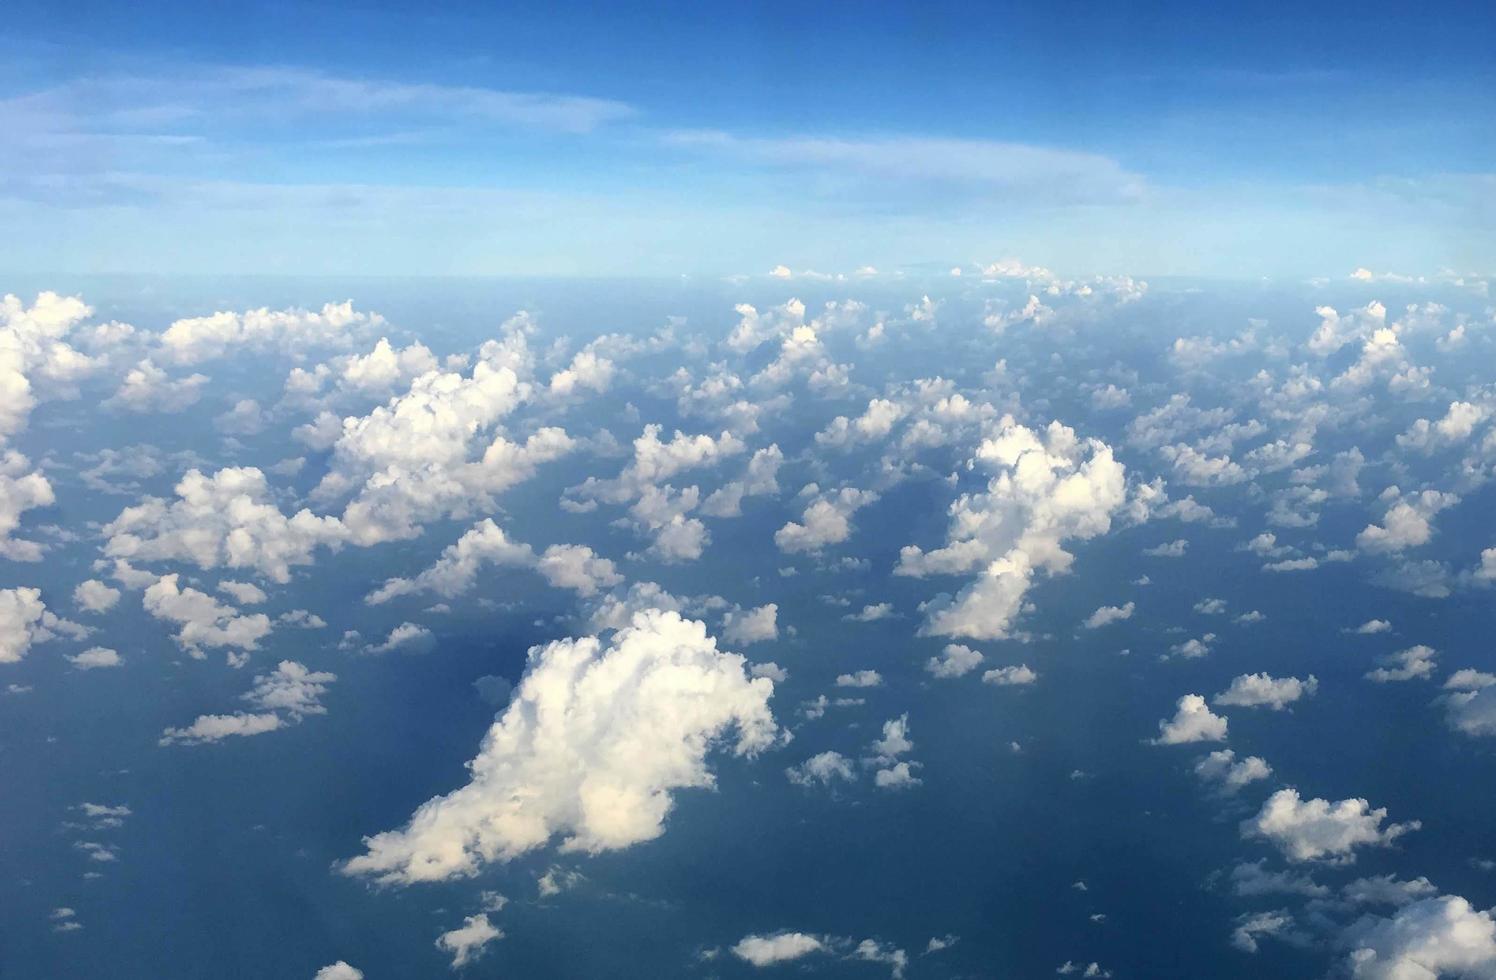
[3,1,1493,276]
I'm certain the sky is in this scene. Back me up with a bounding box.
[3,1,1494,278]
[6,6,1496,980]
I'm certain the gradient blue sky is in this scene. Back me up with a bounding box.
[5,0,1494,278]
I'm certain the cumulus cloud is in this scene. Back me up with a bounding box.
[925,643,983,678]
[143,574,272,657]
[1082,602,1134,629]
[160,660,335,745]
[720,604,779,646]
[899,417,1128,641]
[0,452,55,560]
[1241,788,1419,864]
[775,486,878,554]
[312,963,364,980]
[732,932,827,967]
[105,467,348,583]
[1151,694,1228,745]
[366,519,533,604]
[1357,489,1458,554]
[786,751,857,788]
[0,587,87,663]
[159,301,380,365]
[1195,750,1272,793]
[1214,673,1318,710]
[1344,895,1496,979]
[341,610,779,884]
[1366,645,1438,683]
[68,646,122,670]
[435,914,502,969]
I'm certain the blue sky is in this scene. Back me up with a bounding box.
[4,1,1494,276]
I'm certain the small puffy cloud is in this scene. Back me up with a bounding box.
[1396,401,1488,453]
[1242,788,1419,863]
[1214,673,1318,710]
[105,467,348,583]
[721,604,779,646]
[1366,645,1437,683]
[160,301,379,365]
[367,519,533,604]
[925,643,983,678]
[1344,896,1496,980]
[536,544,623,597]
[73,581,126,615]
[1143,539,1188,558]
[159,711,283,746]
[0,452,55,560]
[313,963,364,980]
[109,359,210,413]
[732,932,826,967]
[1350,619,1393,635]
[1082,602,1134,629]
[1167,634,1216,660]
[843,602,894,622]
[1441,669,1496,737]
[218,581,268,605]
[982,665,1037,686]
[786,751,856,788]
[1231,910,1295,954]
[143,575,272,656]
[435,914,502,969]
[0,587,87,663]
[1195,749,1272,793]
[364,622,435,655]
[341,610,779,884]
[68,647,122,670]
[836,670,883,688]
[1356,489,1458,554]
[869,714,922,789]
[160,660,334,745]
[1152,694,1228,745]
[775,487,878,554]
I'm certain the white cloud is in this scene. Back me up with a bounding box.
[364,622,434,655]
[1151,694,1228,745]
[341,610,779,884]
[1366,645,1437,683]
[775,486,878,554]
[1351,619,1393,635]
[844,602,894,622]
[836,670,883,688]
[732,932,826,967]
[159,711,283,746]
[1357,489,1458,554]
[1195,750,1271,792]
[1242,788,1419,863]
[312,963,364,980]
[786,751,856,788]
[1082,602,1134,629]
[160,660,334,745]
[143,574,272,657]
[0,452,55,560]
[925,643,983,678]
[68,647,121,670]
[1345,896,1496,979]
[899,417,1128,641]
[982,665,1038,686]
[720,604,779,646]
[1143,539,1188,558]
[159,301,380,365]
[109,358,210,413]
[435,914,502,969]
[1214,673,1318,710]
[105,467,348,583]
[0,587,87,663]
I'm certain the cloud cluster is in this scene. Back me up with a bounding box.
[341,610,780,883]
